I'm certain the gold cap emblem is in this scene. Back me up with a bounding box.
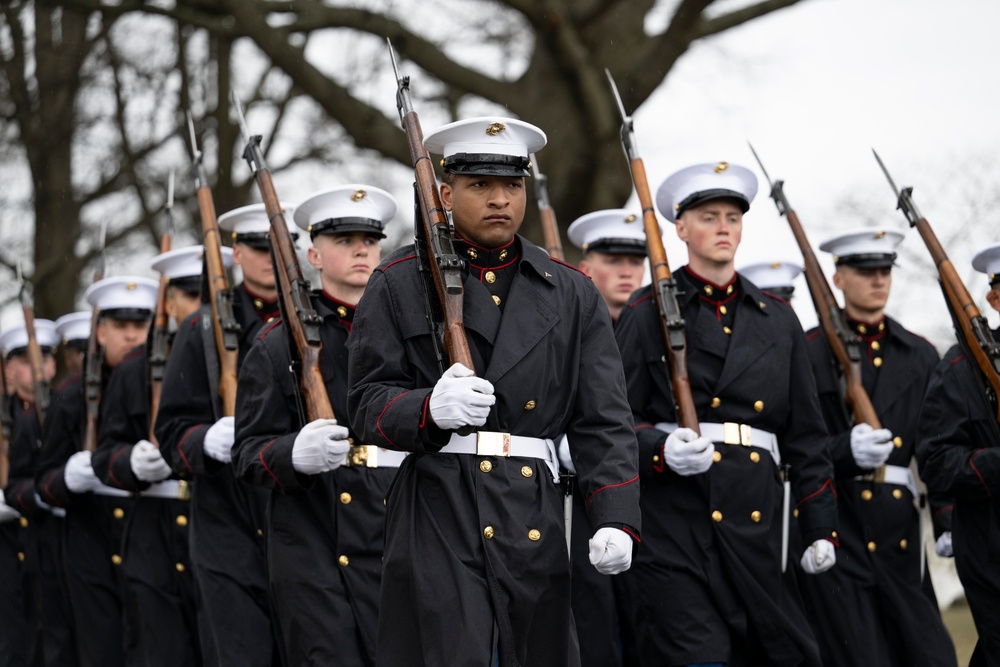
[714,161,729,173]
[873,230,886,239]
[352,189,367,202]
[624,214,637,223]
[485,121,506,136]
[126,282,137,290]
[770,261,782,269]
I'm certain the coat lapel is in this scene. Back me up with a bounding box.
[484,266,559,384]
[714,293,775,395]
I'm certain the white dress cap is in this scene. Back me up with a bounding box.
[739,260,804,291]
[0,319,60,356]
[655,162,758,223]
[818,228,904,268]
[424,117,546,177]
[84,276,159,316]
[54,312,92,343]
[217,203,299,248]
[150,245,233,280]
[567,209,649,256]
[972,242,1000,284]
[293,185,398,239]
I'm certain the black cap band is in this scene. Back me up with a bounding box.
[676,189,750,217]
[5,345,55,361]
[234,230,299,250]
[168,276,202,295]
[310,217,386,240]
[99,308,152,322]
[834,253,896,269]
[584,238,648,257]
[444,152,531,177]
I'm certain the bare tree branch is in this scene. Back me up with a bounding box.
[695,0,804,40]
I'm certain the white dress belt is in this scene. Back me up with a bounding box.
[655,422,781,466]
[347,445,408,469]
[853,464,917,499]
[92,483,132,498]
[139,480,186,500]
[440,432,559,482]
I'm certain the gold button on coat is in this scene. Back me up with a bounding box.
[871,341,881,351]
[479,460,493,473]
[892,489,903,500]
[750,511,762,523]
[339,555,350,567]
[467,248,478,259]
[340,492,352,504]
[485,271,496,284]
[899,539,908,550]
[861,489,873,501]
[749,452,760,463]
[176,515,188,527]
[528,529,541,541]
[493,295,501,306]
[113,508,125,520]
[17,552,25,562]
[793,509,799,518]
[719,305,728,315]
[524,400,536,411]
[19,517,28,528]
[873,357,883,368]
[831,531,838,539]
[893,436,902,448]
[337,306,347,318]
[253,299,263,309]
[521,466,533,478]
[867,541,877,553]
[175,563,185,572]
[111,554,121,565]
[652,454,660,463]
[723,326,732,335]
[483,526,495,539]
[754,400,764,412]
[712,451,722,462]
[704,285,714,295]
[710,397,721,408]
[711,510,723,523]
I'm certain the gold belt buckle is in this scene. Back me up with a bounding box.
[350,445,379,468]
[722,422,752,447]
[476,431,511,457]
[177,480,191,501]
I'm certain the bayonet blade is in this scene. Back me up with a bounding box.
[231,91,251,143]
[529,152,541,180]
[387,38,401,84]
[747,142,773,187]
[872,148,901,198]
[605,68,630,125]
[186,110,200,160]
[167,170,175,211]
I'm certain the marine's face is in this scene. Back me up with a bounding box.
[579,252,646,312]
[307,232,381,293]
[441,175,526,248]
[5,353,56,400]
[675,199,743,266]
[166,287,201,325]
[97,318,150,368]
[233,242,276,295]
[833,265,892,313]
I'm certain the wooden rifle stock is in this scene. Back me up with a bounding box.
[606,70,698,432]
[189,116,240,416]
[0,356,10,487]
[390,42,475,372]
[873,151,1000,419]
[83,225,108,453]
[148,232,172,444]
[530,154,564,260]
[232,94,334,422]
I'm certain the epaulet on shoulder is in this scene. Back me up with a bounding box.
[548,256,589,277]
[56,374,81,391]
[628,293,655,309]
[378,254,416,273]
[258,318,284,341]
[762,290,791,307]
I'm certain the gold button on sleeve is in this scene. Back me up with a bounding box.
[340,492,352,504]
[750,510,762,523]
[861,489,873,501]
[753,400,764,412]
[652,454,660,463]
[528,529,541,541]
[19,518,27,528]
[338,555,349,567]
[899,539,908,550]
[483,526,495,539]
[793,508,799,518]
[711,510,723,523]
[867,541,877,553]
[479,460,493,473]
[521,466,533,478]
[710,397,721,408]
[893,436,902,448]
[831,531,838,539]
[712,451,722,462]
[175,515,188,527]
[113,508,125,520]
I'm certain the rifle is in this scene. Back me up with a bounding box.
[750,144,885,482]
[606,70,698,432]
[387,40,475,376]
[0,355,10,487]
[231,92,334,422]
[17,262,50,430]
[874,150,1000,420]
[187,113,240,417]
[148,171,174,443]
[530,153,564,260]
[82,221,108,453]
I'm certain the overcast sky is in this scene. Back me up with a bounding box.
[630,0,1000,348]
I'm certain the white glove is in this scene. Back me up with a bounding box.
[557,436,575,473]
[130,439,173,482]
[935,532,954,558]
[291,419,351,475]
[64,450,102,493]
[663,427,715,476]
[0,490,19,523]
[428,363,495,430]
[203,416,235,463]
[850,423,894,469]
[589,526,633,575]
[800,539,836,575]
